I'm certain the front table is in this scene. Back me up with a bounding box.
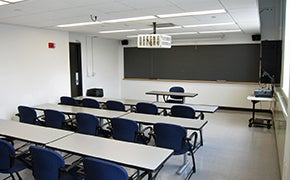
[146,90,198,102]
[247,96,275,129]
[47,133,173,179]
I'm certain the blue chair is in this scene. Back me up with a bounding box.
[110,117,151,144]
[44,109,75,131]
[83,157,128,180]
[106,100,126,111]
[170,105,200,119]
[153,123,198,179]
[164,86,185,104]
[136,102,159,115]
[18,105,44,125]
[82,98,100,109]
[0,139,29,179]
[29,146,81,180]
[60,96,78,106]
[76,113,110,137]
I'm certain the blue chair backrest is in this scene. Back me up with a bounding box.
[136,102,158,115]
[82,98,100,109]
[44,109,65,129]
[153,123,187,153]
[111,118,138,142]
[171,105,196,118]
[29,146,65,180]
[76,113,100,136]
[60,96,77,106]
[83,157,128,180]
[106,100,125,111]
[169,86,184,100]
[0,139,15,170]
[18,106,37,124]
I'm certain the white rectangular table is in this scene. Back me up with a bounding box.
[34,103,129,119]
[153,101,218,119]
[46,133,173,178]
[145,90,198,102]
[0,120,74,145]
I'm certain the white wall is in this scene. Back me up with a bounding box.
[0,23,70,119]
[69,34,122,98]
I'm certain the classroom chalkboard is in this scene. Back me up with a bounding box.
[124,44,260,82]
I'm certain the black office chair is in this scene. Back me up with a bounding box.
[106,100,126,111]
[136,102,159,115]
[17,105,44,126]
[82,98,100,109]
[110,117,151,144]
[44,109,75,131]
[163,86,185,104]
[60,96,78,106]
[86,88,104,97]
[83,157,128,180]
[0,139,30,179]
[76,113,111,137]
[29,146,81,180]
[152,123,198,179]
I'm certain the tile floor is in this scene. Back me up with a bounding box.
[0,110,280,180]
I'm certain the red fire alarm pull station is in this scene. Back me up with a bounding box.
[48,42,55,48]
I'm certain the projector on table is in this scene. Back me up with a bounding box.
[254,89,273,98]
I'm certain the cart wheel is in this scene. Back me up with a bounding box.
[248,123,252,127]
[267,125,271,129]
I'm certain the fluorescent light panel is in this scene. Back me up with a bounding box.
[5,0,25,2]
[0,1,8,5]
[167,32,198,35]
[157,9,226,18]
[102,16,157,23]
[0,0,25,6]
[184,22,236,28]
[99,29,137,34]
[199,29,241,34]
[57,21,102,28]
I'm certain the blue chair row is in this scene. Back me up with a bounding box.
[0,142,127,180]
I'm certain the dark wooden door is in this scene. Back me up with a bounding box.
[69,42,83,97]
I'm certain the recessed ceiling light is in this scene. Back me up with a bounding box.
[99,29,137,34]
[167,32,198,35]
[5,0,25,2]
[57,21,102,28]
[199,29,241,34]
[156,9,226,18]
[0,1,8,6]
[0,0,26,6]
[102,16,157,23]
[184,22,236,28]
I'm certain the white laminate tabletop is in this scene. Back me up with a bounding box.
[120,113,208,130]
[34,103,128,118]
[153,102,218,113]
[0,120,73,145]
[46,133,173,172]
[146,90,198,97]
[74,96,154,106]
[247,95,275,102]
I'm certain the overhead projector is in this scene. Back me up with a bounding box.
[137,34,172,48]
